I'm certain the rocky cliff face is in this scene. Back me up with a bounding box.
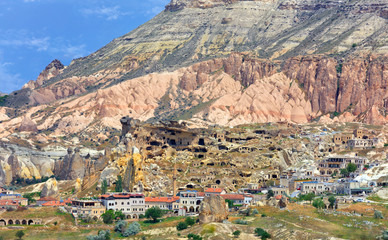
[1,0,387,136]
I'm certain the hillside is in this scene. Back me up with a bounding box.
[0,0,387,136]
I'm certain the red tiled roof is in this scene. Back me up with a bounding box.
[0,200,20,206]
[275,195,283,200]
[42,201,65,206]
[197,192,205,197]
[204,188,223,193]
[221,194,244,200]
[145,197,180,203]
[37,197,58,202]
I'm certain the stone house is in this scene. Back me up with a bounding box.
[299,181,333,195]
[204,188,226,196]
[178,190,204,214]
[100,193,145,219]
[318,155,368,176]
[145,196,179,211]
[70,200,105,219]
[270,186,289,196]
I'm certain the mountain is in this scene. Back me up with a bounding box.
[1,0,388,137]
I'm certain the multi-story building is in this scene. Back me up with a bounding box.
[145,196,179,211]
[318,155,367,176]
[70,200,105,219]
[299,181,333,195]
[179,190,204,214]
[348,138,379,149]
[100,193,145,219]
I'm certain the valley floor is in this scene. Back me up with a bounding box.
[0,202,387,240]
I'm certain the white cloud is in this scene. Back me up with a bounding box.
[0,30,50,51]
[81,5,129,20]
[54,44,88,59]
[0,62,24,94]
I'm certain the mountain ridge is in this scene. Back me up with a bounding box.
[0,0,387,137]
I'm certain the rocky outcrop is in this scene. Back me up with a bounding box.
[55,148,85,180]
[40,178,59,198]
[23,59,64,90]
[19,116,38,132]
[283,55,388,124]
[199,195,229,223]
[7,153,21,181]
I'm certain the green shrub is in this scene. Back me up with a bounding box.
[234,219,248,225]
[86,230,111,240]
[252,209,259,215]
[185,217,196,226]
[122,222,141,237]
[177,222,188,231]
[254,228,271,239]
[188,233,202,240]
[233,230,241,237]
[114,220,127,233]
[374,210,384,219]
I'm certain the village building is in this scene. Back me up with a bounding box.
[318,155,368,176]
[70,200,106,219]
[100,193,145,219]
[221,194,245,206]
[37,197,58,206]
[270,186,289,197]
[299,181,333,195]
[0,193,28,206]
[204,188,226,196]
[347,138,379,149]
[178,190,204,214]
[333,133,353,145]
[145,196,179,211]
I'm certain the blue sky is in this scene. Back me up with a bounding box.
[0,0,170,93]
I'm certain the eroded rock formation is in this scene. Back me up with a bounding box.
[199,195,229,223]
[40,178,59,198]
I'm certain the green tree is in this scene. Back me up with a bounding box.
[176,222,188,231]
[254,228,271,239]
[346,163,357,173]
[233,230,241,238]
[101,210,115,224]
[340,168,349,177]
[266,190,274,199]
[225,199,234,208]
[101,179,108,194]
[312,198,325,209]
[328,196,336,208]
[185,217,196,226]
[145,206,163,223]
[115,175,123,192]
[16,230,25,240]
[115,210,125,220]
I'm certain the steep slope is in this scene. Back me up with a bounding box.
[0,0,387,136]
